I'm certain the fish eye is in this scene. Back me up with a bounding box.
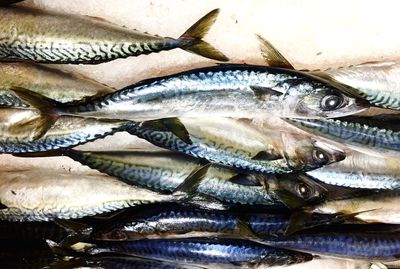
[296,182,311,199]
[312,148,329,165]
[320,93,343,111]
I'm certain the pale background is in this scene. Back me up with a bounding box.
[2,1,400,268]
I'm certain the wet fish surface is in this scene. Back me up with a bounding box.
[0,7,227,63]
[0,62,113,108]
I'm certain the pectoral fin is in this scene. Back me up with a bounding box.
[173,163,211,196]
[250,85,283,101]
[273,190,306,209]
[142,117,193,145]
[252,150,281,161]
[284,210,312,235]
[256,34,294,69]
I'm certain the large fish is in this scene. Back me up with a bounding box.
[0,7,227,63]
[66,150,328,207]
[0,62,113,108]
[13,64,368,131]
[0,108,136,153]
[0,170,196,221]
[126,117,346,174]
[307,150,400,189]
[72,238,313,268]
[91,205,355,241]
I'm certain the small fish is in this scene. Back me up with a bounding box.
[320,62,400,110]
[312,190,400,224]
[284,116,400,157]
[307,150,400,189]
[91,205,354,241]
[126,117,345,174]
[0,108,136,153]
[66,150,327,207]
[0,7,227,63]
[263,229,400,261]
[0,170,197,221]
[0,62,113,108]
[73,238,313,267]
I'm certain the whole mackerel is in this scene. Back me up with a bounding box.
[0,7,227,63]
[66,150,327,207]
[126,117,346,174]
[76,238,313,267]
[0,170,183,221]
[0,62,113,108]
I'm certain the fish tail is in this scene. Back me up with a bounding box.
[9,87,66,140]
[178,9,229,62]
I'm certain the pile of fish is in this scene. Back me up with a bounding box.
[2,1,400,269]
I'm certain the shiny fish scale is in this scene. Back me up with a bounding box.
[89,239,306,266]
[127,125,291,174]
[67,66,295,119]
[267,232,400,260]
[288,118,400,152]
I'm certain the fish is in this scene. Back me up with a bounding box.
[0,62,113,108]
[91,204,355,241]
[126,117,346,174]
[284,116,400,157]
[307,150,400,189]
[12,64,368,132]
[312,190,400,224]
[320,62,400,110]
[72,238,313,267]
[65,150,328,207]
[0,108,137,153]
[0,7,227,63]
[262,229,400,261]
[0,169,202,221]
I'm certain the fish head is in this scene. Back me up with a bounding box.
[283,78,368,118]
[275,173,328,204]
[281,133,346,171]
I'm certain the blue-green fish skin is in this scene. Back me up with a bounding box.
[83,239,313,267]
[0,7,227,64]
[264,231,400,261]
[65,150,327,207]
[64,65,367,120]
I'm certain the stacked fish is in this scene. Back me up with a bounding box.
[1,1,400,269]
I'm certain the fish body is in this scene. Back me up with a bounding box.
[82,238,312,267]
[307,151,400,189]
[61,64,366,120]
[0,108,136,153]
[127,117,345,174]
[0,7,227,63]
[264,231,400,261]
[66,150,327,207]
[323,62,400,110]
[285,117,400,157]
[0,62,113,108]
[0,171,176,221]
[93,205,349,241]
[313,191,400,224]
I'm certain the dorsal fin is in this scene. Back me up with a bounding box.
[256,34,294,69]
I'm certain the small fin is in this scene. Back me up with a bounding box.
[86,15,114,24]
[54,220,93,248]
[273,190,306,209]
[173,163,211,196]
[250,85,282,101]
[236,219,258,239]
[0,202,8,210]
[252,150,281,161]
[10,87,62,140]
[142,117,193,145]
[256,34,294,69]
[178,9,229,61]
[285,210,312,236]
[228,174,260,186]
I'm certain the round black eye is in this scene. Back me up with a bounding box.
[312,149,329,165]
[320,94,343,111]
[296,182,311,199]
